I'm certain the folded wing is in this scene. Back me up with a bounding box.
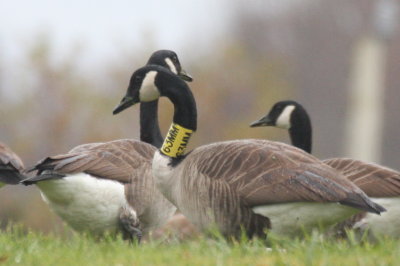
[323,158,400,198]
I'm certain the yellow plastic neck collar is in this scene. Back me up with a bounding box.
[160,123,193,158]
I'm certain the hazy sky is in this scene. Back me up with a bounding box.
[0,0,232,62]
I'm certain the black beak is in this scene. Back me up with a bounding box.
[113,96,137,115]
[249,116,274,127]
[179,69,193,82]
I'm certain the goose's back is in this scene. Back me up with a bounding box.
[179,139,364,205]
[164,139,375,236]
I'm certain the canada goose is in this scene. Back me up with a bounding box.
[250,101,312,153]
[21,50,192,241]
[250,100,400,237]
[0,142,25,187]
[113,66,385,238]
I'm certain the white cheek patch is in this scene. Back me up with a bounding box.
[139,71,160,101]
[165,58,177,74]
[276,105,295,129]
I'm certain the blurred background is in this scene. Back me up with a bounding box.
[0,0,399,233]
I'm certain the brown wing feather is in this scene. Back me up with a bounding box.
[29,139,156,184]
[323,158,400,197]
[184,140,382,212]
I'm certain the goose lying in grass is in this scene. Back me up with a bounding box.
[0,142,25,188]
[113,66,385,239]
[251,100,400,237]
[22,50,192,241]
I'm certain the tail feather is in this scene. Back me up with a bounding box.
[0,170,25,185]
[20,172,65,185]
[24,155,70,185]
[340,192,386,214]
[27,153,84,174]
[27,157,59,173]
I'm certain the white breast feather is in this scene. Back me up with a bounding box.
[152,151,175,189]
[152,151,180,204]
[252,202,359,236]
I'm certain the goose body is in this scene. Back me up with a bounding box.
[30,139,174,235]
[22,50,192,239]
[113,66,385,238]
[0,142,25,187]
[152,140,371,237]
[251,100,400,237]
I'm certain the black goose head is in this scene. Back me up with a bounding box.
[250,100,302,129]
[147,50,193,82]
[250,100,312,153]
[113,65,188,115]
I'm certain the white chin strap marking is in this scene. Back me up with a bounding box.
[139,71,160,101]
[165,58,177,74]
[276,105,295,129]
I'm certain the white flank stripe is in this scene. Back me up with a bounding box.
[252,202,359,237]
[37,173,133,235]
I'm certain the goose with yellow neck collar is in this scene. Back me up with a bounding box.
[114,66,386,238]
[22,50,192,241]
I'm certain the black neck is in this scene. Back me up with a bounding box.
[140,100,163,148]
[157,74,197,131]
[289,107,312,153]
[171,89,197,131]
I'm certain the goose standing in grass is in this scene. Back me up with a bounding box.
[250,100,400,237]
[22,50,192,241]
[113,66,385,239]
[0,142,25,188]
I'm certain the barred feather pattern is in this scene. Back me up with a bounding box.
[155,139,384,238]
[323,158,400,198]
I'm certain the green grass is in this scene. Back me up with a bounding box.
[1,225,399,266]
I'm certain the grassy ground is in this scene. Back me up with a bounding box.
[1,225,399,266]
